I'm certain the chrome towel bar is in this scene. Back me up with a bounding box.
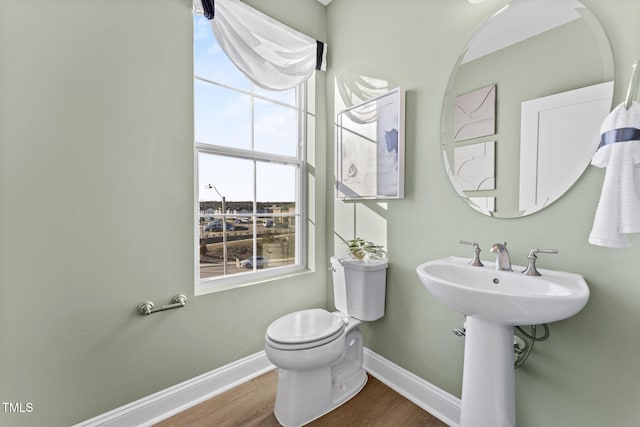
[138,295,187,316]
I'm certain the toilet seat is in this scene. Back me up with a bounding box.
[266,309,346,350]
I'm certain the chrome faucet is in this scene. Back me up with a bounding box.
[490,242,512,271]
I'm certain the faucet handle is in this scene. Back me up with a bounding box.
[459,240,484,266]
[528,248,558,256]
[522,249,558,276]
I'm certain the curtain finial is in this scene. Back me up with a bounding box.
[316,41,326,71]
[202,0,215,20]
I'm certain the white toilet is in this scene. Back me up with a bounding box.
[264,256,388,427]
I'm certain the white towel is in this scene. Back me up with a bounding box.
[589,101,640,247]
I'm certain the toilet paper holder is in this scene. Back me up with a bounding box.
[137,295,187,316]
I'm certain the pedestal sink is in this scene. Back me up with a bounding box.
[416,256,589,427]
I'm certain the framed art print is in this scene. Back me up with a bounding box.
[336,88,405,200]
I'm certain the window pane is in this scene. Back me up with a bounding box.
[195,80,251,150]
[256,161,296,205]
[259,221,297,270]
[199,153,255,280]
[256,162,297,271]
[254,86,297,107]
[194,15,249,90]
[198,152,255,207]
[254,99,298,157]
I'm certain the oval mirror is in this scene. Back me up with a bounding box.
[441,0,614,218]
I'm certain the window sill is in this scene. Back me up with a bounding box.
[195,265,311,296]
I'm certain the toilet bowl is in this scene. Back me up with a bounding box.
[264,257,387,427]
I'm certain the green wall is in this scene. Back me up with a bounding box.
[327,0,640,426]
[0,0,327,425]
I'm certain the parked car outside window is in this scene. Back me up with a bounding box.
[239,256,269,269]
[204,221,235,232]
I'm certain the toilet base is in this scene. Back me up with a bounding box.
[272,328,366,427]
[331,367,368,410]
[273,367,367,427]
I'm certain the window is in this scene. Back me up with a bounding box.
[194,15,306,293]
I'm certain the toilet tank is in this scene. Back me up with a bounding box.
[330,256,388,321]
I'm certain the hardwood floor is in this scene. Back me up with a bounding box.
[156,370,448,427]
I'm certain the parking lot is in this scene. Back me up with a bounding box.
[199,218,288,237]
[198,218,295,279]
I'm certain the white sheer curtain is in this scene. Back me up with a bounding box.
[193,0,327,91]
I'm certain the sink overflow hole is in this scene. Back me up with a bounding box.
[493,278,500,284]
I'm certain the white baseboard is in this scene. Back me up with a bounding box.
[363,348,461,427]
[73,351,275,427]
[74,348,460,427]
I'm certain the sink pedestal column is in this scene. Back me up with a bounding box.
[460,316,516,427]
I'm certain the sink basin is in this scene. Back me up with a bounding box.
[416,256,589,325]
[416,256,590,426]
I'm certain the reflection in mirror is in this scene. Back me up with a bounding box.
[441,0,614,217]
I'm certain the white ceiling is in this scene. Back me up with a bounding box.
[317,0,332,5]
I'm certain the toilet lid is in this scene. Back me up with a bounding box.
[266,309,345,345]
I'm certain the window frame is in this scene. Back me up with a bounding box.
[193,75,308,296]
